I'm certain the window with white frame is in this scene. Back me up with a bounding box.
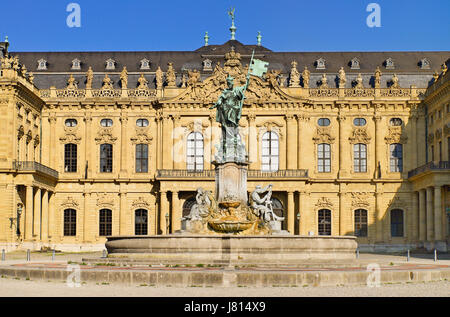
[317,143,331,173]
[261,131,279,172]
[186,132,204,171]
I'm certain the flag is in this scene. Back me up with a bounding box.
[249,58,269,78]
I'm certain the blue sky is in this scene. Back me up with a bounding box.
[1,0,449,52]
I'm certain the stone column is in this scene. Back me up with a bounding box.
[162,115,173,170]
[434,186,442,241]
[287,191,295,234]
[339,192,345,236]
[83,191,91,242]
[419,189,426,242]
[285,114,297,170]
[411,191,419,242]
[25,185,34,241]
[296,114,309,169]
[426,187,434,242]
[411,113,419,168]
[84,111,93,178]
[48,192,55,241]
[119,192,127,235]
[33,187,41,240]
[337,114,347,178]
[119,111,128,177]
[171,191,181,232]
[248,114,257,169]
[41,190,49,242]
[375,192,383,242]
[299,191,308,235]
[49,114,57,168]
[156,113,163,170]
[160,191,168,234]
[373,114,383,178]
[173,115,182,169]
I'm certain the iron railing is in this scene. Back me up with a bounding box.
[12,161,59,178]
[408,161,450,178]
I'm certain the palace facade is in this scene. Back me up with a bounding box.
[0,38,449,252]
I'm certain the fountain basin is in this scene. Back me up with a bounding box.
[208,220,253,233]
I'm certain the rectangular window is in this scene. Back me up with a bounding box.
[64,144,77,172]
[391,209,404,237]
[354,209,368,237]
[389,143,403,172]
[63,209,76,236]
[318,143,331,173]
[135,209,148,235]
[353,144,367,173]
[448,137,450,161]
[99,209,112,236]
[318,209,331,235]
[431,145,435,162]
[135,144,148,173]
[100,144,113,173]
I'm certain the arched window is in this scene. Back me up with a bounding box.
[100,144,113,173]
[317,143,331,173]
[64,209,76,236]
[318,209,331,236]
[261,131,279,172]
[99,209,112,236]
[353,143,367,173]
[135,209,148,235]
[182,197,196,218]
[186,132,204,171]
[100,118,113,127]
[65,119,77,127]
[389,143,403,172]
[354,209,368,237]
[391,209,404,237]
[318,118,330,127]
[64,143,77,172]
[136,118,149,127]
[353,118,366,126]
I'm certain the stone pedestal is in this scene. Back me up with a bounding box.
[213,161,249,205]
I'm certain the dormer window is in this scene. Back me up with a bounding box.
[385,58,395,69]
[202,59,212,71]
[105,58,116,70]
[140,58,150,70]
[315,58,326,70]
[71,59,81,70]
[419,58,431,70]
[350,58,360,70]
[37,59,47,70]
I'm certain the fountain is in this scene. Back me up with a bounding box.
[105,51,357,266]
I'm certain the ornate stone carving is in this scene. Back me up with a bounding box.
[120,67,128,89]
[202,59,212,71]
[61,196,79,209]
[385,58,395,69]
[435,128,442,140]
[132,197,150,209]
[351,192,370,208]
[315,197,333,208]
[60,126,82,144]
[385,126,407,144]
[137,73,148,89]
[444,123,450,136]
[289,61,300,87]
[390,74,400,89]
[350,58,360,70]
[338,67,346,88]
[86,67,94,89]
[374,66,382,89]
[166,62,176,87]
[302,66,310,88]
[313,127,335,144]
[348,127,371,144]
[354,74,364,89]
[95,128,117,144]
[66,74,78,90]
[140,58,150,70]
[315,58,326,70]
[101,74,114,90]
[96,193,115,208]
[319,74,328,88]
[155,66,164,89]
[130,128,153,144]
[183,120,209,134]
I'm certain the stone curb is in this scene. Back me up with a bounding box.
[0,266,449,287]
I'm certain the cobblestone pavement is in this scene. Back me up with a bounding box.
[0,277,448,297]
